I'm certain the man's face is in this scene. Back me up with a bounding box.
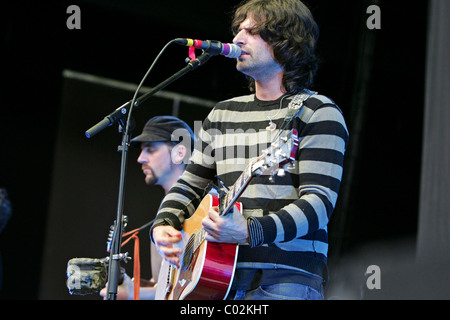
[137,142,173,186]
[232,16,283,82]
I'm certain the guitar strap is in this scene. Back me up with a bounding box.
[283,89,317,127]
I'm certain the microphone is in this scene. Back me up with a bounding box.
[174,38,241,58]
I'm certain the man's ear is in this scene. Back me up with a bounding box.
[171,144,187,165]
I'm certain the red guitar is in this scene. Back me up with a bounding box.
[155,129,299,300]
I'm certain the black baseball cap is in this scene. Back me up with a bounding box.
[130,115,195,150]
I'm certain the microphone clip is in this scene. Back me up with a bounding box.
[185,46,197,63]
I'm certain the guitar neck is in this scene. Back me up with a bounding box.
[219,154,265,216]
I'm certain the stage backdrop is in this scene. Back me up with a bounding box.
[417,0,450,262]
[38,70,214,299]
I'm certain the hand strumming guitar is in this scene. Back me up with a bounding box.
[153,205,249,269]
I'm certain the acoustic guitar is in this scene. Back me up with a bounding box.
[155,129,299,300]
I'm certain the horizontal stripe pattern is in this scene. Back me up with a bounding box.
[153,93,348,272]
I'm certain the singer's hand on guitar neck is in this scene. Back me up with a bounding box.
[153,226,183,268]
[201,206,249,245]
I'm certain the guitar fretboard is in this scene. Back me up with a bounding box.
[220,152,267,216]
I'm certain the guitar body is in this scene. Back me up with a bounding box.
[155,194,241,300]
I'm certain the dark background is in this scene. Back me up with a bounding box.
[0,0,429,299]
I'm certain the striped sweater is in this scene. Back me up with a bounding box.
[152,92,348,281]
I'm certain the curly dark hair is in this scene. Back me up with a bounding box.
[231,0,320,94]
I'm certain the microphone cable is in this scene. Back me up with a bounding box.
[124,39,177,137]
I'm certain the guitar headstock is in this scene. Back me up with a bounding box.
[106,215,128,253]
[252,129,299,178]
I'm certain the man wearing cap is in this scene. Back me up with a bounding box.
[131,115,196,194]
[100,115,196,300]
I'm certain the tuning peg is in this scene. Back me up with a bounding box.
[287,162,296,170]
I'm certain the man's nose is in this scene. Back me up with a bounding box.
[233,30,246,46]
[137,150,148,164]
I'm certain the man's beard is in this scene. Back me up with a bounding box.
[144,167,158,186]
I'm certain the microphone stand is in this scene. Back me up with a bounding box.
[85,52,212,138]
[86,51,212,300]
